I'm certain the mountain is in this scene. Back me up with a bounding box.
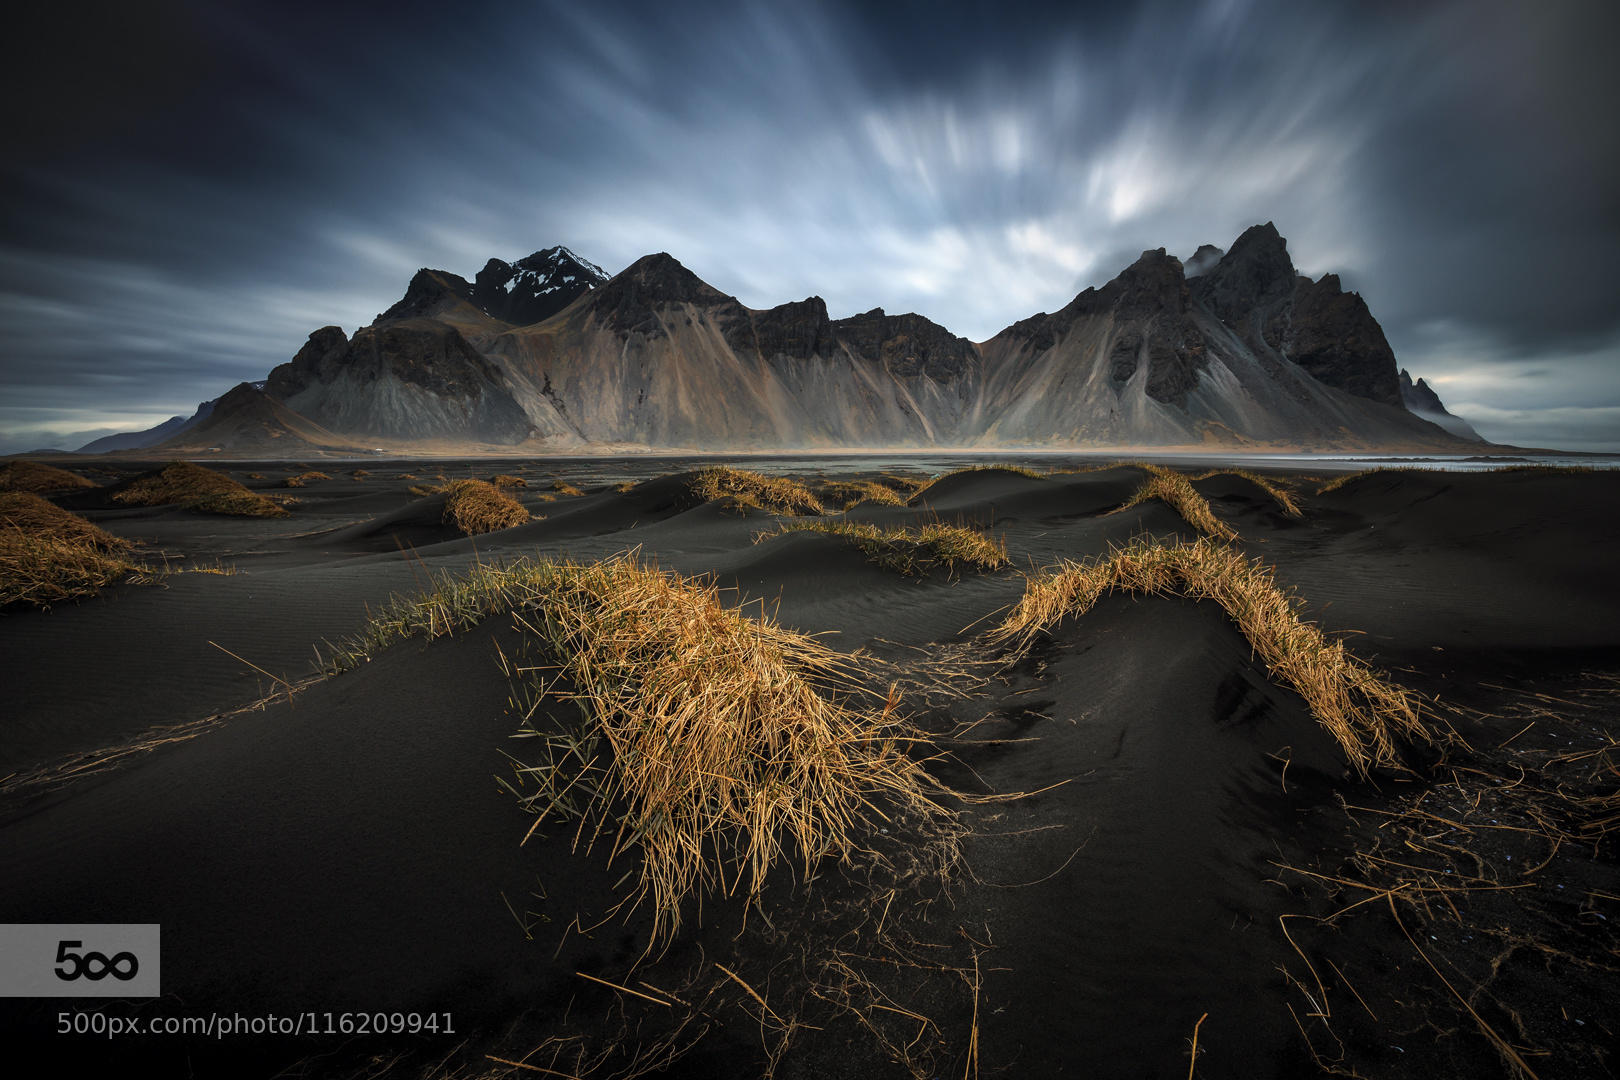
[86,230,1479,454]
[150,383,360,454]
[1400,369,1484,442]
[76,394,227,453]
[264,322,539,444]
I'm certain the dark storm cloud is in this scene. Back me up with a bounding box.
[2,0,1617,451]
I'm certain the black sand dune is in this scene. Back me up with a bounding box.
[3,459,1617,1078]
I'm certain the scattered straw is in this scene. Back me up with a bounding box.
[991,536,1431,775]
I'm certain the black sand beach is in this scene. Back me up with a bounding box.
[3,457,1617,1078]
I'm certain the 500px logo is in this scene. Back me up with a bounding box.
[54,941,139,983]
[0,925,160,998]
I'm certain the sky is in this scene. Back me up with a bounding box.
[2,0,1617,452]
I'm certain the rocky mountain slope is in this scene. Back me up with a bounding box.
[89,227,1481,453]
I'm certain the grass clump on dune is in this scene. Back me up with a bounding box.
[0,492,145,607]
[326,554,951,948]
[689,467,823,515]
[1112,464,1238,541]
[817,480,907,511]
[112,461,289,517]
[1191,468,1303,517]
[551,480,585,496]
[0,460,97,493]
[992,535,1431,777]
[489,473,526,488]
[757,520,1008,576]
[441,478,530,535]
[284,470,331,487]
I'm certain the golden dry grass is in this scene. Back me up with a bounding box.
[327,554,950,949]
[1112,464,1238,541]
[112,461,289,517]
[351,469,370,480]
[689,467,823,515]
[552,480,585,496]
[0,460,97,493]
[991,536,1432,776]
[756,520,1008,576]
[0,492,144,607]
[441,479,530,535]
[489,473,527,488]
[283,470,331,488]
[1190,468,1303,516]
[817,480,906,511]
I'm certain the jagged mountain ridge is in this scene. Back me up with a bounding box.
[135,228,1479,453]
[1400,368,1484,442]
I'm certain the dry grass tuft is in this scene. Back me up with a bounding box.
[283,470,331,488]
[326,554,950,949]
[489,473,527,488]
[112,461,289,517]
[992,535,1432,776]
[442,479,530,535]
[0,460,97,493]
[817,480,906,511]
[0,492,145,607]
[351,469,370,480]
[756,520,1008,576]
[689,467,823,515]
[1191,468,1303,517]
[1112,464,1238,541]
[552,480,585,496]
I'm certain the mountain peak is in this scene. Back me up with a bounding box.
[1184,244,1225,277]
[471,246,608,325]
[1089,247,1189,318]
[1192,222,1298,328]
